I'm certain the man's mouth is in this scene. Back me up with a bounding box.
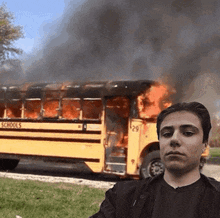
[166,151,185,156]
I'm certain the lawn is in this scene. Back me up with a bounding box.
[210,147,220,157]
[0,177,105,218]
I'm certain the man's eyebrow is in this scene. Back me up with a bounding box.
[180,124,199,131]
[160,125,199,132]
[160,126,173,132]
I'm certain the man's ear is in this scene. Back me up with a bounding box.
[202,143,207,153]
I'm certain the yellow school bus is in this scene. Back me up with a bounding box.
[0,80,208,178]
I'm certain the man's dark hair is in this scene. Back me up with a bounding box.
[157,102,212,143]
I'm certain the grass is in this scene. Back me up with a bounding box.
[210,147,220,157]
[0,177,106,218]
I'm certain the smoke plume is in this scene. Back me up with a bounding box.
[14,0,220,115]
[0,59,24,84]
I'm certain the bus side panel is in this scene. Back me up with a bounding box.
[126,119,142,175]
[84,161,104,172]
[0,140,102,159]
[0,121,105,173]
[139,123,159,154]
[127,121,159,176]
[139,123,159,157]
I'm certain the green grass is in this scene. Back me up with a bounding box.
[210,147,220,157]
[0,177,105,218]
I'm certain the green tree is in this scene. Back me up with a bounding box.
[0,3,24,64]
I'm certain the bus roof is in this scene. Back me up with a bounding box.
[0,80,157,99]
[64,80,155,98]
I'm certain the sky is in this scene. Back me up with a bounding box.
[4,0,85,54]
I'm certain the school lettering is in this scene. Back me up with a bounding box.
[1,122,22,129]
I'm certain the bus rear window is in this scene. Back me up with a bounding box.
[82,100,102,120]
[25,100,41,119]
[62,99,80,120]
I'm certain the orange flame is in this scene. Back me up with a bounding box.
[62,99,80,119]
[137,84,174,119]
[43,100,59,118]
[106,97,130,118]
[7,101,22,118]
[106,97,130,148]
[82,100,102,119]
[25,100,41,119]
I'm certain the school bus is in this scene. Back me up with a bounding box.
[0,80,208,178]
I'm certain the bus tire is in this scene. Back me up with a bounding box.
[1,159,20,170]
[140,150,164,179]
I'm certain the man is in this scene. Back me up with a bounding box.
[90,102,220,218]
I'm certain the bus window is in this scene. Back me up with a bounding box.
[82,100,102,120]
[0,89,5,118]
[106,97,130,118]
[6,86,22,119]
[42,87,61,118]
[43,99,59,118]
[25,100,41,119]
[7,100,22,118]
[62,99,80,120]
[0,102,4,118]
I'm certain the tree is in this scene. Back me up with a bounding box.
[209,115,220,147]
[0,3,23,64]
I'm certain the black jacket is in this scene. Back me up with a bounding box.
[90,174,220,218]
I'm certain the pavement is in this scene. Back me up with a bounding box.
[202,164,220,181]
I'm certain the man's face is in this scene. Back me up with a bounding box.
[159,111,206,174]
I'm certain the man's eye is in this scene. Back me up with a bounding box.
[161,132,172,138]
[183,131,194,137]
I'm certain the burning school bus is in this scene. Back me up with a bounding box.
[0,80,176,178]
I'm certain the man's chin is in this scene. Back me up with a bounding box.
[166,166,186,176]
[164,161,198,176]
[164,161,187,175]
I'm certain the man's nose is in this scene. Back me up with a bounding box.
[170,131,180,147]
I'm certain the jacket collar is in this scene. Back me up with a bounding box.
[145,173,220,192]
[200,173,220,192]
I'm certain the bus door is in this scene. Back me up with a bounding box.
[105,96,130,174]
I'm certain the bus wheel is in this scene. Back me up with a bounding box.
[140,151,164,179]
[1,159,20,170]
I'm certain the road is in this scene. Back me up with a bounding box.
[0,160,120,189]
[0,160,219,189]
[201,163,220,181]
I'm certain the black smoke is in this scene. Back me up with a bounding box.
[19,0,220,113]
[0,59,24,85]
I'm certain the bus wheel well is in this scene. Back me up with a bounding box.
[140,142,160,160]
[140,150,164,178]
[0,159,20,171]
[139,142,164,178]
